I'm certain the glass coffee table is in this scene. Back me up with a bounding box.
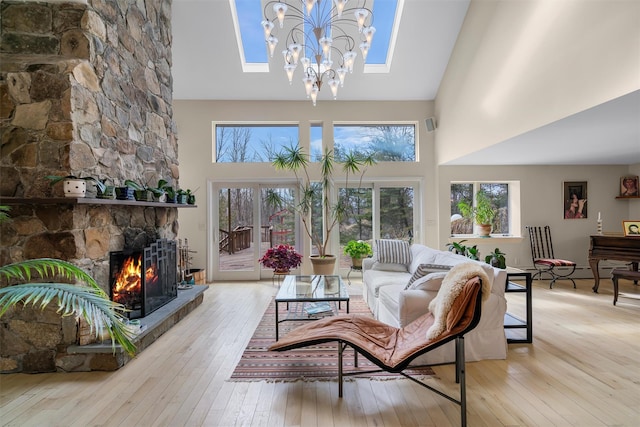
[274,275,350,341]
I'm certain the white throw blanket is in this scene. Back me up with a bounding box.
[426,262,491,340]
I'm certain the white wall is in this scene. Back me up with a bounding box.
[435,0,640,164]
[438,164,637,276]
[174,100,435,273]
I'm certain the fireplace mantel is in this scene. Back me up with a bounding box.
[0,197,197,208]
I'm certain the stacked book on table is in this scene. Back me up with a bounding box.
[304,302,334,317]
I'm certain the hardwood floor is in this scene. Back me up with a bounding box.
[1,277,639,426]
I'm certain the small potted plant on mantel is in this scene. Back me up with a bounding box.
[259,244,303,274]
[46,175,105,198]
[343,240,372,269]
[124,180,154,202]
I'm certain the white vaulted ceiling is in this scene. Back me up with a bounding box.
[171,0,640,165]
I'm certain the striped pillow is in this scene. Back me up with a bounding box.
[374,239,412,265]
[406,264,452,289]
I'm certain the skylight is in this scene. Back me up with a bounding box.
[230,0,400,72]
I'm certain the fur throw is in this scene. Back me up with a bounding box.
[425,262,491,340]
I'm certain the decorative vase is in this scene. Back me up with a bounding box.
[63,179,86,198]
[309,255,336,275]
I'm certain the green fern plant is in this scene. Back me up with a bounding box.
[0,206,136,355]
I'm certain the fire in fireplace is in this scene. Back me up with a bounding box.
[109,239,178,319]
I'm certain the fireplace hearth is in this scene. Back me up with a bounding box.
[110,239,178,319]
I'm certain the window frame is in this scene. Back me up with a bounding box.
[450,180,521,238]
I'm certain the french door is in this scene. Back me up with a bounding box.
[210,182,299,281]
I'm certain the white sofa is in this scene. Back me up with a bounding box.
[362,241,508,364]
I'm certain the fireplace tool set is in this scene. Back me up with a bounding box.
[178,238,197,288]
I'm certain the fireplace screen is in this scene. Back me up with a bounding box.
[110,239,178,319]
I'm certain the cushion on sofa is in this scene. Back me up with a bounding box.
[406,263,452,288]
[408,244,439,273]
[374,239,412,265]
[370,262,410,272]
[406,271,448,291]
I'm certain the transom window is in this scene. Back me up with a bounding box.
[214,124,298,163]
[334,124,416,161]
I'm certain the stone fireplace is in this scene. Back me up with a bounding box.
[0,0,184,373]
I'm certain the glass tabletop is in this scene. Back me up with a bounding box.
[276,275,349,302]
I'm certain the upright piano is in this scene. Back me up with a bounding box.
[589,234,640,292]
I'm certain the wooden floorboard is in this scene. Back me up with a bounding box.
[1,277,639,426]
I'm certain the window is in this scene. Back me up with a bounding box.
[338,182,418,268]
[451,182,518,236]
[310,123,323,161]
[333,124,416,161]
[214,124,298,163]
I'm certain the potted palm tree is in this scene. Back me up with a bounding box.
[267,145,375,275]
[457,191,496,237]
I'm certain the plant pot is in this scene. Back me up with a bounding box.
[177,194,188,204]
[134,189,153,201]
[166,195,178,203]
[351,257,364,269]
[187,195,196,205]
[488,257,506,269]
[309,255,336,275]
[115,187,135,200]
[63,179,86,198]
[153,193,167,203]
[476,224,492,237]
[97,185,116,199]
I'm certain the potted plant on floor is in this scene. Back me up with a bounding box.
[485,247,506,269]
[267,145,375,275]
[343,240,372,269]
[259,244,303,274]
[457,191,497,237]
[445,239,480,260]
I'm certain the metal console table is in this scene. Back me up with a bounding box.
[504,268,533,343]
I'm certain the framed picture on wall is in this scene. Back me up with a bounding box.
[563,181,588,219]
[623,220,640,236]
[620,176,639,197]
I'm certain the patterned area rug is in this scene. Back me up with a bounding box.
[229,296,435,381]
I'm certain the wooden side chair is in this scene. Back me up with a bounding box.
[269,266,487,427]
[526,225,577,288]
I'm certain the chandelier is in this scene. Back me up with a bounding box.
[261,0,376,106]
